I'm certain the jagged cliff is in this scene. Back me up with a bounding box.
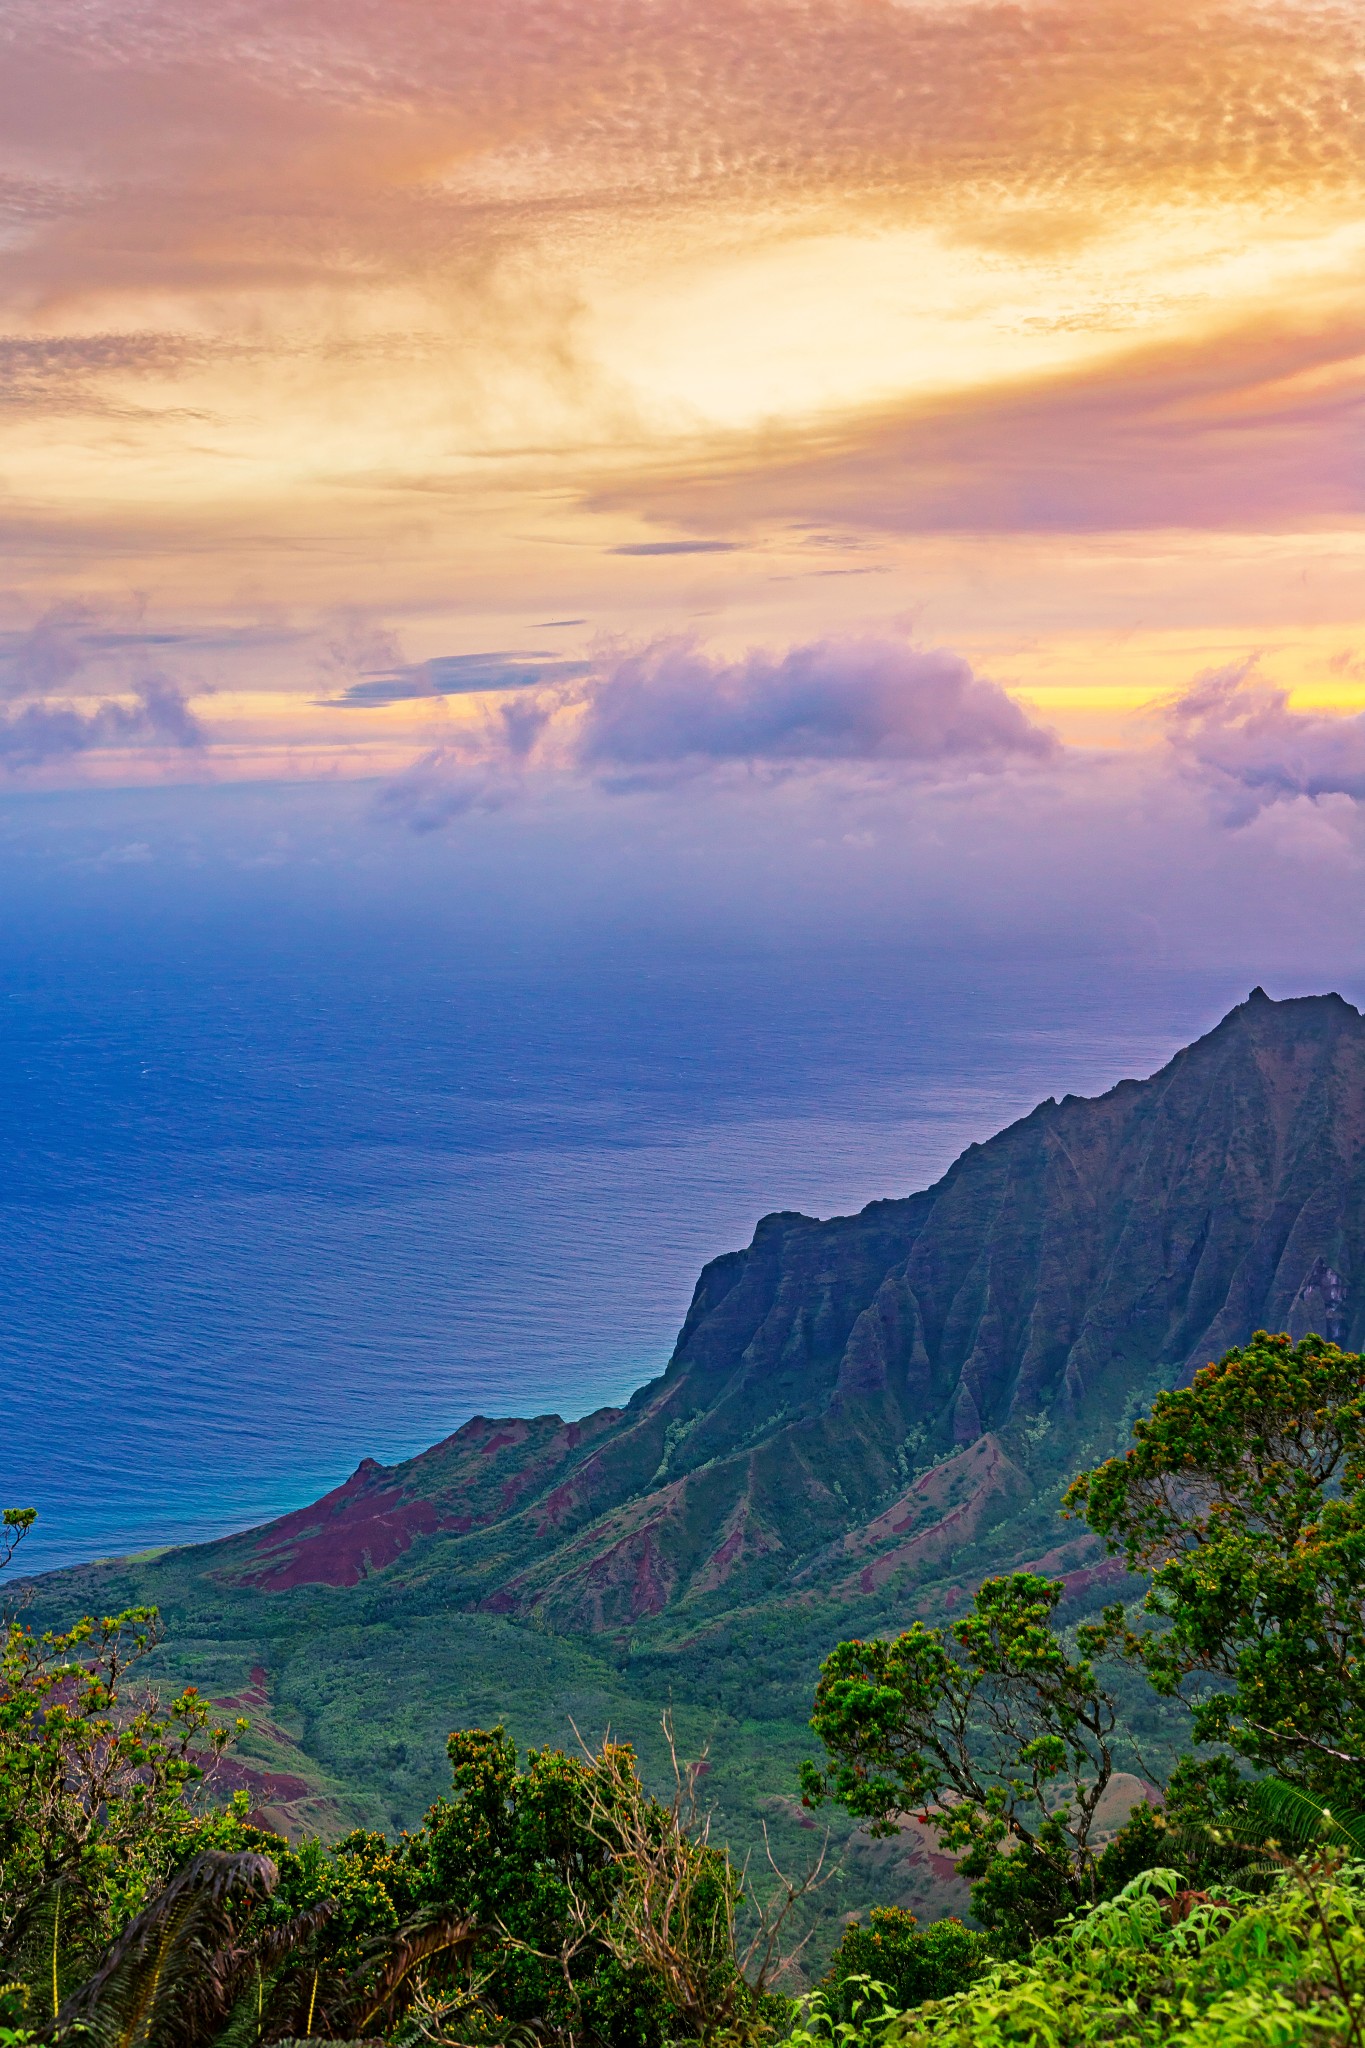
[182,988,1365,1635]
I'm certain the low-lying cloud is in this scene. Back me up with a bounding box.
[1166,661,1365,821]
[372,630,1058,822]
[0,676,204,767]
[0,605,205,768]
[577,635,1056,782]
[371,750,525,833]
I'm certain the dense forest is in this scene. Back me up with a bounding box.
[8,1331,1365,2046]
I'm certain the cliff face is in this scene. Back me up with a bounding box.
[178,991,1365,1632]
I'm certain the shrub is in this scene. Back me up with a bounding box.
[818,1909,986,2022]
[874,1865,1365,2048]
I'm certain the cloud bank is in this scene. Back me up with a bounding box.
[366,628,1365,847]
[1166,662,1365,821]
[577,635,1056,781]
[0,606,204,768]
[372,631,1056,823]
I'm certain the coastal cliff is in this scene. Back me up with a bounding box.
[181,988,1365,1631]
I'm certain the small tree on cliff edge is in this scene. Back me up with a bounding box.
[1067,1329,1365,1810]
[800,1572,1132,1949]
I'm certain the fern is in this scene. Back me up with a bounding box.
[52,1853,276,2048]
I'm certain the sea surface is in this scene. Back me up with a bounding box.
[0,879,1322,1573]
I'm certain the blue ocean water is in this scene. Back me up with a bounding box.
[0,819,1337,1573]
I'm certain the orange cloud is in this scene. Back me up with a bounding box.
[0,0,1361,786]
[590,303,1365,536]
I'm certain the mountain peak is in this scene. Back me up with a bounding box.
[1229,985,1358,1021]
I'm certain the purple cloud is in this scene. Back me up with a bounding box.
[608,541,741,556]
[0,676,204,767]
[577,635,1055,781]
[370,748,521,833]
[0,604,205,768]
[1166,660,1365,819]
[322,651,593,709]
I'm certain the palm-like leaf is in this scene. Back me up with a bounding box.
[210,1906,337,2048]
[1246,1778,1365,1860]
[327,1909,479,2040]
[223,1903,478,2044]
[51,1851,278,2048]
[3,1876,97,2025]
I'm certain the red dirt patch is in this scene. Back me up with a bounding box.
[479,1426,529,1458]
[225,1462,455,1590]
[837,1436,1026,1597]
[488,1492,682,1630]
[213,1756,314,1806]
[689,1496,784,1598]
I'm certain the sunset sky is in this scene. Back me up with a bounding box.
[6,0,1365,1576]
[0,0,1362,828]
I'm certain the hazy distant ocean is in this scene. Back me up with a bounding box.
[0,869,1323,1573]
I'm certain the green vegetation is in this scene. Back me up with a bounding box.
[801,1572,1132,1948]
[814,1909,986,2022]
[1,1505,803,2046]
[1068,1329,1365,1804]
[12,1332,1365,2046]
[875,1864,1365,2048]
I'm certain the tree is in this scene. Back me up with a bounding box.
[1,1509,36,1573]
[800,1573,1131,1948]
[409,1721,809,2047]
[577,1715,822,2047]
[409,1724,681,2047]
[0,1512,244,2018]
[1067,1331,1365,1807]
[816,1907,986,2021]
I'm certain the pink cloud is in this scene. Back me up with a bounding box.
[578,634,1055,783]
[1166,659,1365,819]
[372,630,1056,822]
[594,309,1365,538]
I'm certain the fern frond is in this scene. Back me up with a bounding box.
[336,1911,480,2037]
[1246,1779,1365,1859]
[52,1851,277,2048]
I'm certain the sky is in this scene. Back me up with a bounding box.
[3,0,1365,1569]
[0,0,1363,933]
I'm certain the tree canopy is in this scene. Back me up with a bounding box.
[799,1572,1135,1947]
[1067,1331,1365,1805]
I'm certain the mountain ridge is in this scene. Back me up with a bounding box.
[142,987,1365,1637]
[21,985,1365,1895]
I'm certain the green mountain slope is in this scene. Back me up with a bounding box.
[22,989,1365,1939]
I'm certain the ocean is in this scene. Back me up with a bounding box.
[0,788,1341,1574]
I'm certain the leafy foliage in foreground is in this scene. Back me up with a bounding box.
[13,1330,1365,2046]
[865,1863,1365,2048]
[0,1515,245,2014]
[800,1572,1133,1949]
[815,1909,986,2022]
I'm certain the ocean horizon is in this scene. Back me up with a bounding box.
[2,854,1334,1576]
